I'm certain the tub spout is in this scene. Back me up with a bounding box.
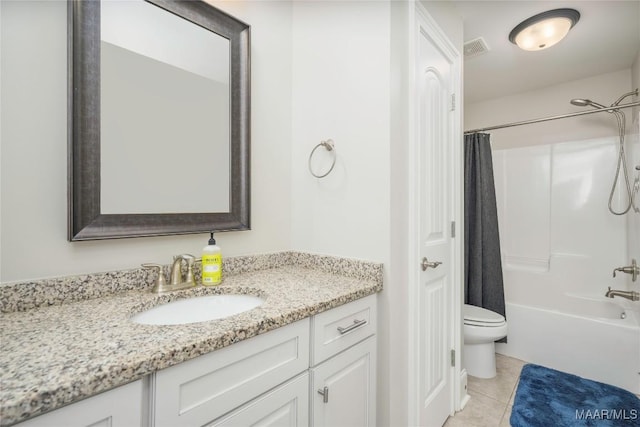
[605,287,640,301]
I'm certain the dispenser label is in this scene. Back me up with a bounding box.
[202,254,222,284]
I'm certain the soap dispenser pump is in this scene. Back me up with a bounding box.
[202,232,222,285]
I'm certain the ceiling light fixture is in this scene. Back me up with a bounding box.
[509,8,580,51]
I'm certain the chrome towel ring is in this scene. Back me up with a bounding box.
[308,139,336,178]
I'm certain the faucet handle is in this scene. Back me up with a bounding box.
[181,254,197,286]
[613,259,639,282]
[142,263,169,293]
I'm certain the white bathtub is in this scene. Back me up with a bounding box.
[495,295,640,394]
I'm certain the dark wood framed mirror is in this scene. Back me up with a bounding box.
[68,0,250,241]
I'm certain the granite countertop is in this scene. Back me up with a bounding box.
[0,252,383,426]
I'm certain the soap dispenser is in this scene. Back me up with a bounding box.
[202,232,222,285]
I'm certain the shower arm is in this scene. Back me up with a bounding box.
[464,100,640,134]
[612,89,639,106]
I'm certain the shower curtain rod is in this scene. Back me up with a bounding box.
[464,100,640,135]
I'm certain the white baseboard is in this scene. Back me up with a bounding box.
[458,369,471,410]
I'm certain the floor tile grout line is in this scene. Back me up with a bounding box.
[467,376,520,405]
[466,386,514,406]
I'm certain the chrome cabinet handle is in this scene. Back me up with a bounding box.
[317,386,329,403]
[337,319,367,335]
[421,257,442,271]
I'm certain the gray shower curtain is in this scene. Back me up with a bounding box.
[464,133,506,329]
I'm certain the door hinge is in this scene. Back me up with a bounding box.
[451,221,456,238]
[450,93,456,111]
[450,349,455,367]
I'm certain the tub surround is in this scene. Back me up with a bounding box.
[0,252,383,426]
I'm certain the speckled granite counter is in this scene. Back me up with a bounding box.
[0,252,383,426]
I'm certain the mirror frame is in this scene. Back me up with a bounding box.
[68,0,250,241]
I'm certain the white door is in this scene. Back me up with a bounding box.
[412,5,459,427]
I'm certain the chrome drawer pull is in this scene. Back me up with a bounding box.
[337,318,367,335]
[317,386,329,403]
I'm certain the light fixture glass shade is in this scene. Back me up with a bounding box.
[514,17,572,51]
[509,9,580,52]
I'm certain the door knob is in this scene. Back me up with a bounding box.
[421,257,442,271]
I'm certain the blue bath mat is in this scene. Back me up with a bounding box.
[511,364,640,427]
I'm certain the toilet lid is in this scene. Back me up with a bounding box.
[463,304,505,325]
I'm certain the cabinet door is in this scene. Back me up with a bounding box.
[16,380,142,427]
[208,373,309,427]
[311,336,376,427]
[154,319,309,427]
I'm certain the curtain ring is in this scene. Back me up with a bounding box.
[308,139,336,178]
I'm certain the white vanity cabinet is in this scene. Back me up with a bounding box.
[310,295,377,427]
[14,295,377,427]
[15,380,143,427]
[152,294,378,427]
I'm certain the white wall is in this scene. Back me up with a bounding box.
[0,0,293,282]
[388,1,411,425]
[290,1,390,263]
[466,69,633,149]
[289,2,392,424]
[419,0,463,50]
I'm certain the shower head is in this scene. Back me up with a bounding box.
[570,98,607,109]
[570,98,591,107]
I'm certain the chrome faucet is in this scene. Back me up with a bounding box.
[612,259,639,282]
[142,254,197,293]
[605,287,639,302]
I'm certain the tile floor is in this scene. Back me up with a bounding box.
[444,353,527,427]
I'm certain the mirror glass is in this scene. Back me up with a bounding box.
[100,0,230,214]
[69,0,250,240]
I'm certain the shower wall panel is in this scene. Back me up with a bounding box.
[493,136,629,307]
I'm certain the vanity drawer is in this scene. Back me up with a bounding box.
[310,294,376,366]
[154,319,310,427]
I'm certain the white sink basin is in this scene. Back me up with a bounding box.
[131,294,264,325]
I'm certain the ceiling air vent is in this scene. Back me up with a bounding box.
[463,37,490,58]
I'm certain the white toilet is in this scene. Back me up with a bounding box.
[463,304,508,379]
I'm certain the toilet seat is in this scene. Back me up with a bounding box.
[464,304,505,327]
